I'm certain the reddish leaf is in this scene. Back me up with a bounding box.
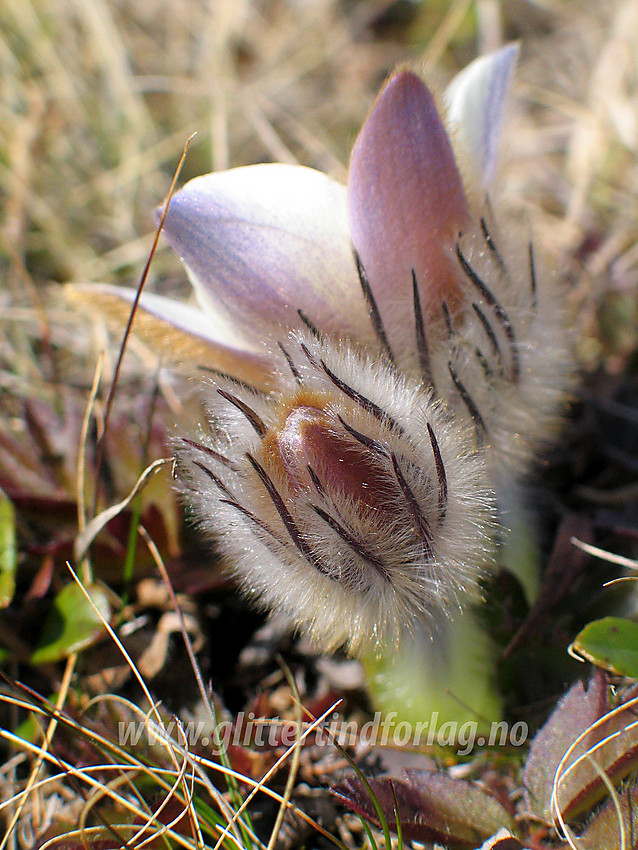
[0,428,60,496]
[477,832,527,850]
[505,513,593,656]
[24,396,81,491]
[24,554,55,601]
[524,674,607,822]
[578,785,638,849]
[523,672,638,822]
[333,769,514,848]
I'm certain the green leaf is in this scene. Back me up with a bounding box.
[573,617,638,678]
[31,582,110,664]
[0,487,17,608]
[14,712,42,745]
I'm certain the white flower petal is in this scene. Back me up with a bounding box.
[445,43,520,188]
[85,284,275,388]
[94,286,244,347]
[161,164,373,345]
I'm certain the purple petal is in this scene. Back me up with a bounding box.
[160,164,373,346]
[445,44,520,188]
[87,284,275,388]
[348,71,470,361]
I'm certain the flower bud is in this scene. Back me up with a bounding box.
[176,331,494,654]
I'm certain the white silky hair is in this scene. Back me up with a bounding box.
[378,203,572,482]
[175,330,495,655]
[447,211,572,477]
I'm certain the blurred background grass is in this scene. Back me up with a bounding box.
[3,0,638,393]
[2,0,638,401]
[1,0,638,586]
[2,1,638,842]
[1,0,638,573]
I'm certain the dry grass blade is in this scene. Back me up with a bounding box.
[75,350,104,592]
[0,655,78,850]
[76,749,191,850]
[60,561,261,845]
[265,657,303,850]
[421,0,473,67]
[135,526,260,846]
[0,656,254,846]
[90,132,196,519]
[137,524,217,737]
[76,352,104,541]
[74,456,171,562]
[62,563,190,772]
[571,537,638,572]
[267,667,302,850]
[25,689,234,837]
[210,701,347,850]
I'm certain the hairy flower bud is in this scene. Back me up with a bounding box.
[175,331,494,654]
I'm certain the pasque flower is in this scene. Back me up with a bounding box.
[91,46,570,665]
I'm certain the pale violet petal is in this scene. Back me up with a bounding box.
[87,284,275,388]
[95,286,247,347]
[161,164,373,346]
[348,71,470,365]
[444,44,519,188]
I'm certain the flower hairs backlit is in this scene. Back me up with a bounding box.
[175,330,494,654]
[85,45,573,656]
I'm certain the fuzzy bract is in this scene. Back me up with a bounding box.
[176,331,494,653]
